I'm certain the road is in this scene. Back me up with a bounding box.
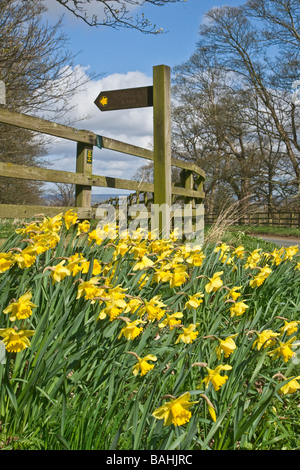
[252,235,300,248]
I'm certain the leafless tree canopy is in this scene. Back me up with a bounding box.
[54,0,185,33]
[0,0,92,205]
[49,183,76,206]
[172,0,300,217]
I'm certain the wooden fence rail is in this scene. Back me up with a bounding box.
[205,211,300,228]
[0,65,205,225]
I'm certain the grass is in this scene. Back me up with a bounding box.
[211,229,281,253]
[0,218,25,239]
[230,225,300,238]
[0,211,300,450]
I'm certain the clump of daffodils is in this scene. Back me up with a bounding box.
[0,208,300,441]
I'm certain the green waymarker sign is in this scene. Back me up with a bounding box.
[94,86,153,112]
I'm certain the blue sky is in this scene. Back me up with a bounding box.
[43,0,244,195]
[46,0,243,76]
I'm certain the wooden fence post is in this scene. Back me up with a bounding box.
[180,169,195,206]
[153,64,171,206]
[153,65,172,235]
[75,143,93,210]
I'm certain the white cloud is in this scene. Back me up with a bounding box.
[44,67,153,194]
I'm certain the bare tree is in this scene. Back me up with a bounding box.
[172,51,262,218]
[49,183,76,206]
[198,2,300,193]
[0,0,90,117]
[171,40,298,220]
[54,0,185,33]
[0,0,91,205]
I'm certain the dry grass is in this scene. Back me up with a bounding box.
[204,196,257,246]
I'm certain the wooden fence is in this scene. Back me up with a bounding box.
[205,211,300,228]
[0,65,205,228]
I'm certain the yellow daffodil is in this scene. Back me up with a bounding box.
[268,337,297,362]
[139,296,166,322]
[67,253,87,276]
[81,259,102,275]
[244,249,261,269]
[77,220,90,236]
[124,297,143,315]
[117,319,146,340]
[232,245,245,259]
[88,229,103,245]
[214,243,230,259]
[252,330,280,351]
[153,267,172,283]
[205,271,223,293]
[169,265,188,288]
[283,245,299,261]
[279,320,300,337]
[3,292,37,321]
[129,227,148,241]
[30,240,50,256]
[113,241,130,258]
[107,285,128,301]
[76,277,102,300]
[0,253,14,273]
[186,251,206,267]
[221,254,234,265]
[270,248,284,266]
[175,323,199,344]
[96,223,118,240]
[279,376,300,395]
[133,256,154,271]
[13,247,36,269]
[201,364,232,391]
[63,209,78,230]
[208,405,217,422]
[50,261,71,284]
[184,293,204,310]
[158,312,184,329]
[32,233,60,250]
[152,392,198,427]
[226,286,242,301]
[98,300,127,321]
[229,300,248,317]
[170,228,180,241]
[0,328,35,353]
[40,214,63,233]
[130,353,157,376]
[215,334,238,360]
[15,222,41,236]
[132,242,148,259]
[149,239,166,253]
[249,266,272,288]
[199,394,217,422]
[137,273,149,289]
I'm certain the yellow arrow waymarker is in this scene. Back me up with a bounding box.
[94,86,153,112]
[99,96,108,107]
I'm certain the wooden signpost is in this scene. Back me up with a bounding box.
[94,65,172,234]
[94,85,153,112]
[0,64,205,227]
